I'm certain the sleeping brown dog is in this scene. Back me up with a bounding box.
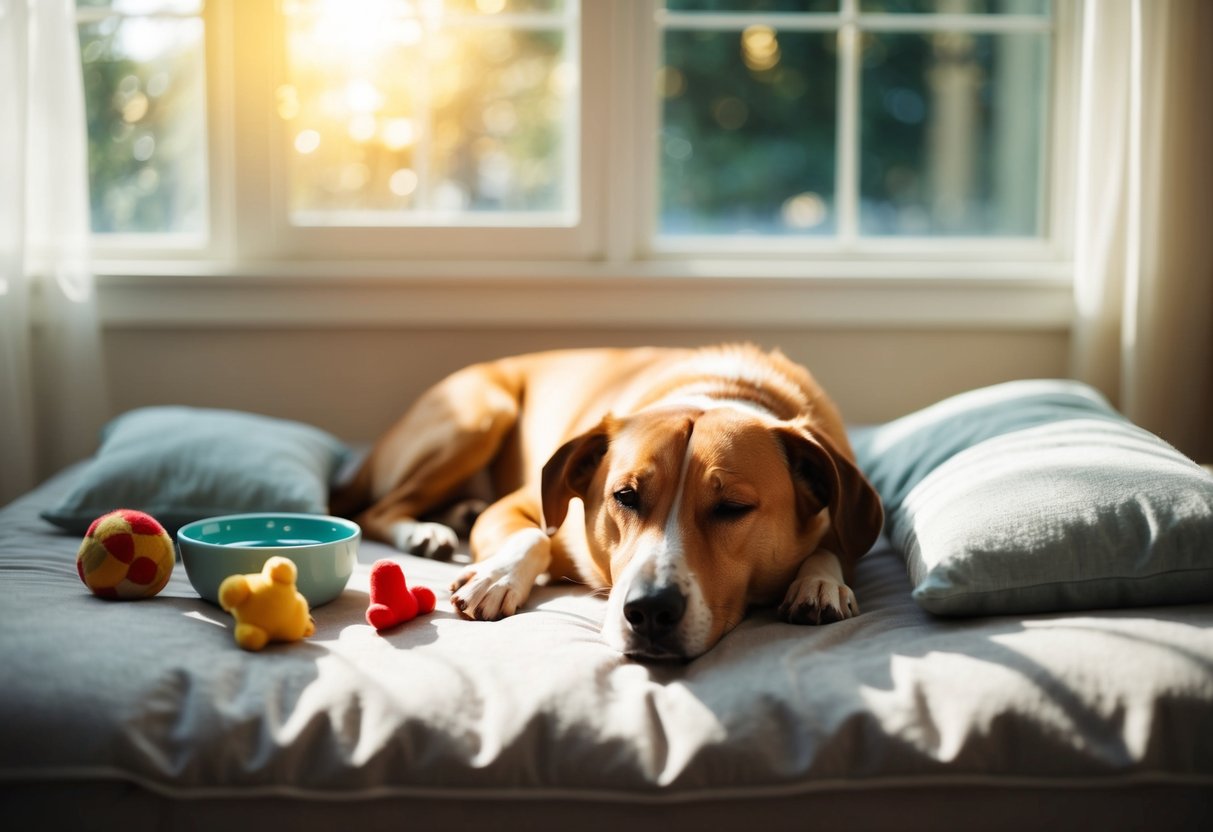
[333,344,883,661]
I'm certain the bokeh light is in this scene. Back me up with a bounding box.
[294,129,321,154]
[781,192,827,229]
[741,25,781,72]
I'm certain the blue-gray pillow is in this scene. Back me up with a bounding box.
[42,407,349,535]
[852,380,1213,615]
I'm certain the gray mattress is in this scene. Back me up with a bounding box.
[1,467,1211,830]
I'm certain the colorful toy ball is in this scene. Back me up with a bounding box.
[76,509,175,600]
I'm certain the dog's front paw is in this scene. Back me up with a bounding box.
[448,528,549,621]
[778,576,859,625]
[449,564,530,621]
[390,520,458,560]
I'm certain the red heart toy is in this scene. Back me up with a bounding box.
[366,559,436,631]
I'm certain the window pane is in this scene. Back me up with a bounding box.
[78,14,207,234]
[283,0,576,224]
[283,12,424,217]
[859,31,1048,236]
[859,0,1050,14]
[429,28,568,212]
[660,29,837,235]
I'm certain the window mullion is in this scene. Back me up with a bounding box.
[602,0,653,262]
[204,0,234,263]
[227,0,281,262]
[565,0,584,240]
[837,0,860,246]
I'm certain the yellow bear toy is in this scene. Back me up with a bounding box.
[218,556,315,651]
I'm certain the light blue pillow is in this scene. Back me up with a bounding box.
[42,407,349,535]
[852,380,1213,615]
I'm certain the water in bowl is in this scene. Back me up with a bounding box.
[226,539,326,547]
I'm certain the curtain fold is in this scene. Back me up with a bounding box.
[0,0,109,506]
[1070,0,1213,463]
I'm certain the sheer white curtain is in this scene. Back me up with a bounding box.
[0,0,108,505]
[1070,0,1213,463]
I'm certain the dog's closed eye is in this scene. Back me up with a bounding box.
[711,501,755,521]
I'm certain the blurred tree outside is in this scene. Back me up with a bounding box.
[661,28,838,235]
[77,2,206,234]
[660,0,1051,236]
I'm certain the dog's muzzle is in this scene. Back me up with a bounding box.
[622,582,688,661]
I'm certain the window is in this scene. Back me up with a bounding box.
[280,0,578,226]
[75,0,1075,310]
[76,0,208,237]
[658,0,1053,240]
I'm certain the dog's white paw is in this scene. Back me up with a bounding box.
[778,575,859,625]
[449,528,549,621]
[390,520,458,560]
[449,566,530,621]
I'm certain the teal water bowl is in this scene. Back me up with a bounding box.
[177,513,359,607]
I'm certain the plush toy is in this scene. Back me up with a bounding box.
[218,556,315,651]
[366,558,436,631]
[76,509,174,600]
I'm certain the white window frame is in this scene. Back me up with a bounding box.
[86,0,1082,331]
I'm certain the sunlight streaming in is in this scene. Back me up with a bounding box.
[282,0,576,221]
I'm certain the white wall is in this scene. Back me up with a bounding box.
[101,326,1070,443]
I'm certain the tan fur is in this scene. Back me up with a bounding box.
[334,344,883,660]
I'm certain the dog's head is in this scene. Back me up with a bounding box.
[541,405,882,661]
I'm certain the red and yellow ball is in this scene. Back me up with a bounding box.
[77,509,175,600]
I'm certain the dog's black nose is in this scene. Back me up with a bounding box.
[624,584,687,640]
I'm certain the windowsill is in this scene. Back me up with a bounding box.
[89,257,1074,330]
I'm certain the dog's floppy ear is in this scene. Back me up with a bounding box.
[775,422,883,560]
[540,419,613,534]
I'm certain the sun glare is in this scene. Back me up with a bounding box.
[282,0,575,217]
[286,0,426,65]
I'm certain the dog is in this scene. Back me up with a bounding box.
[332,344,883,661]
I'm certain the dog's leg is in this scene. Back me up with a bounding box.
[778,548,860,625]
[348,364,520,559]
[449,488,551,620]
